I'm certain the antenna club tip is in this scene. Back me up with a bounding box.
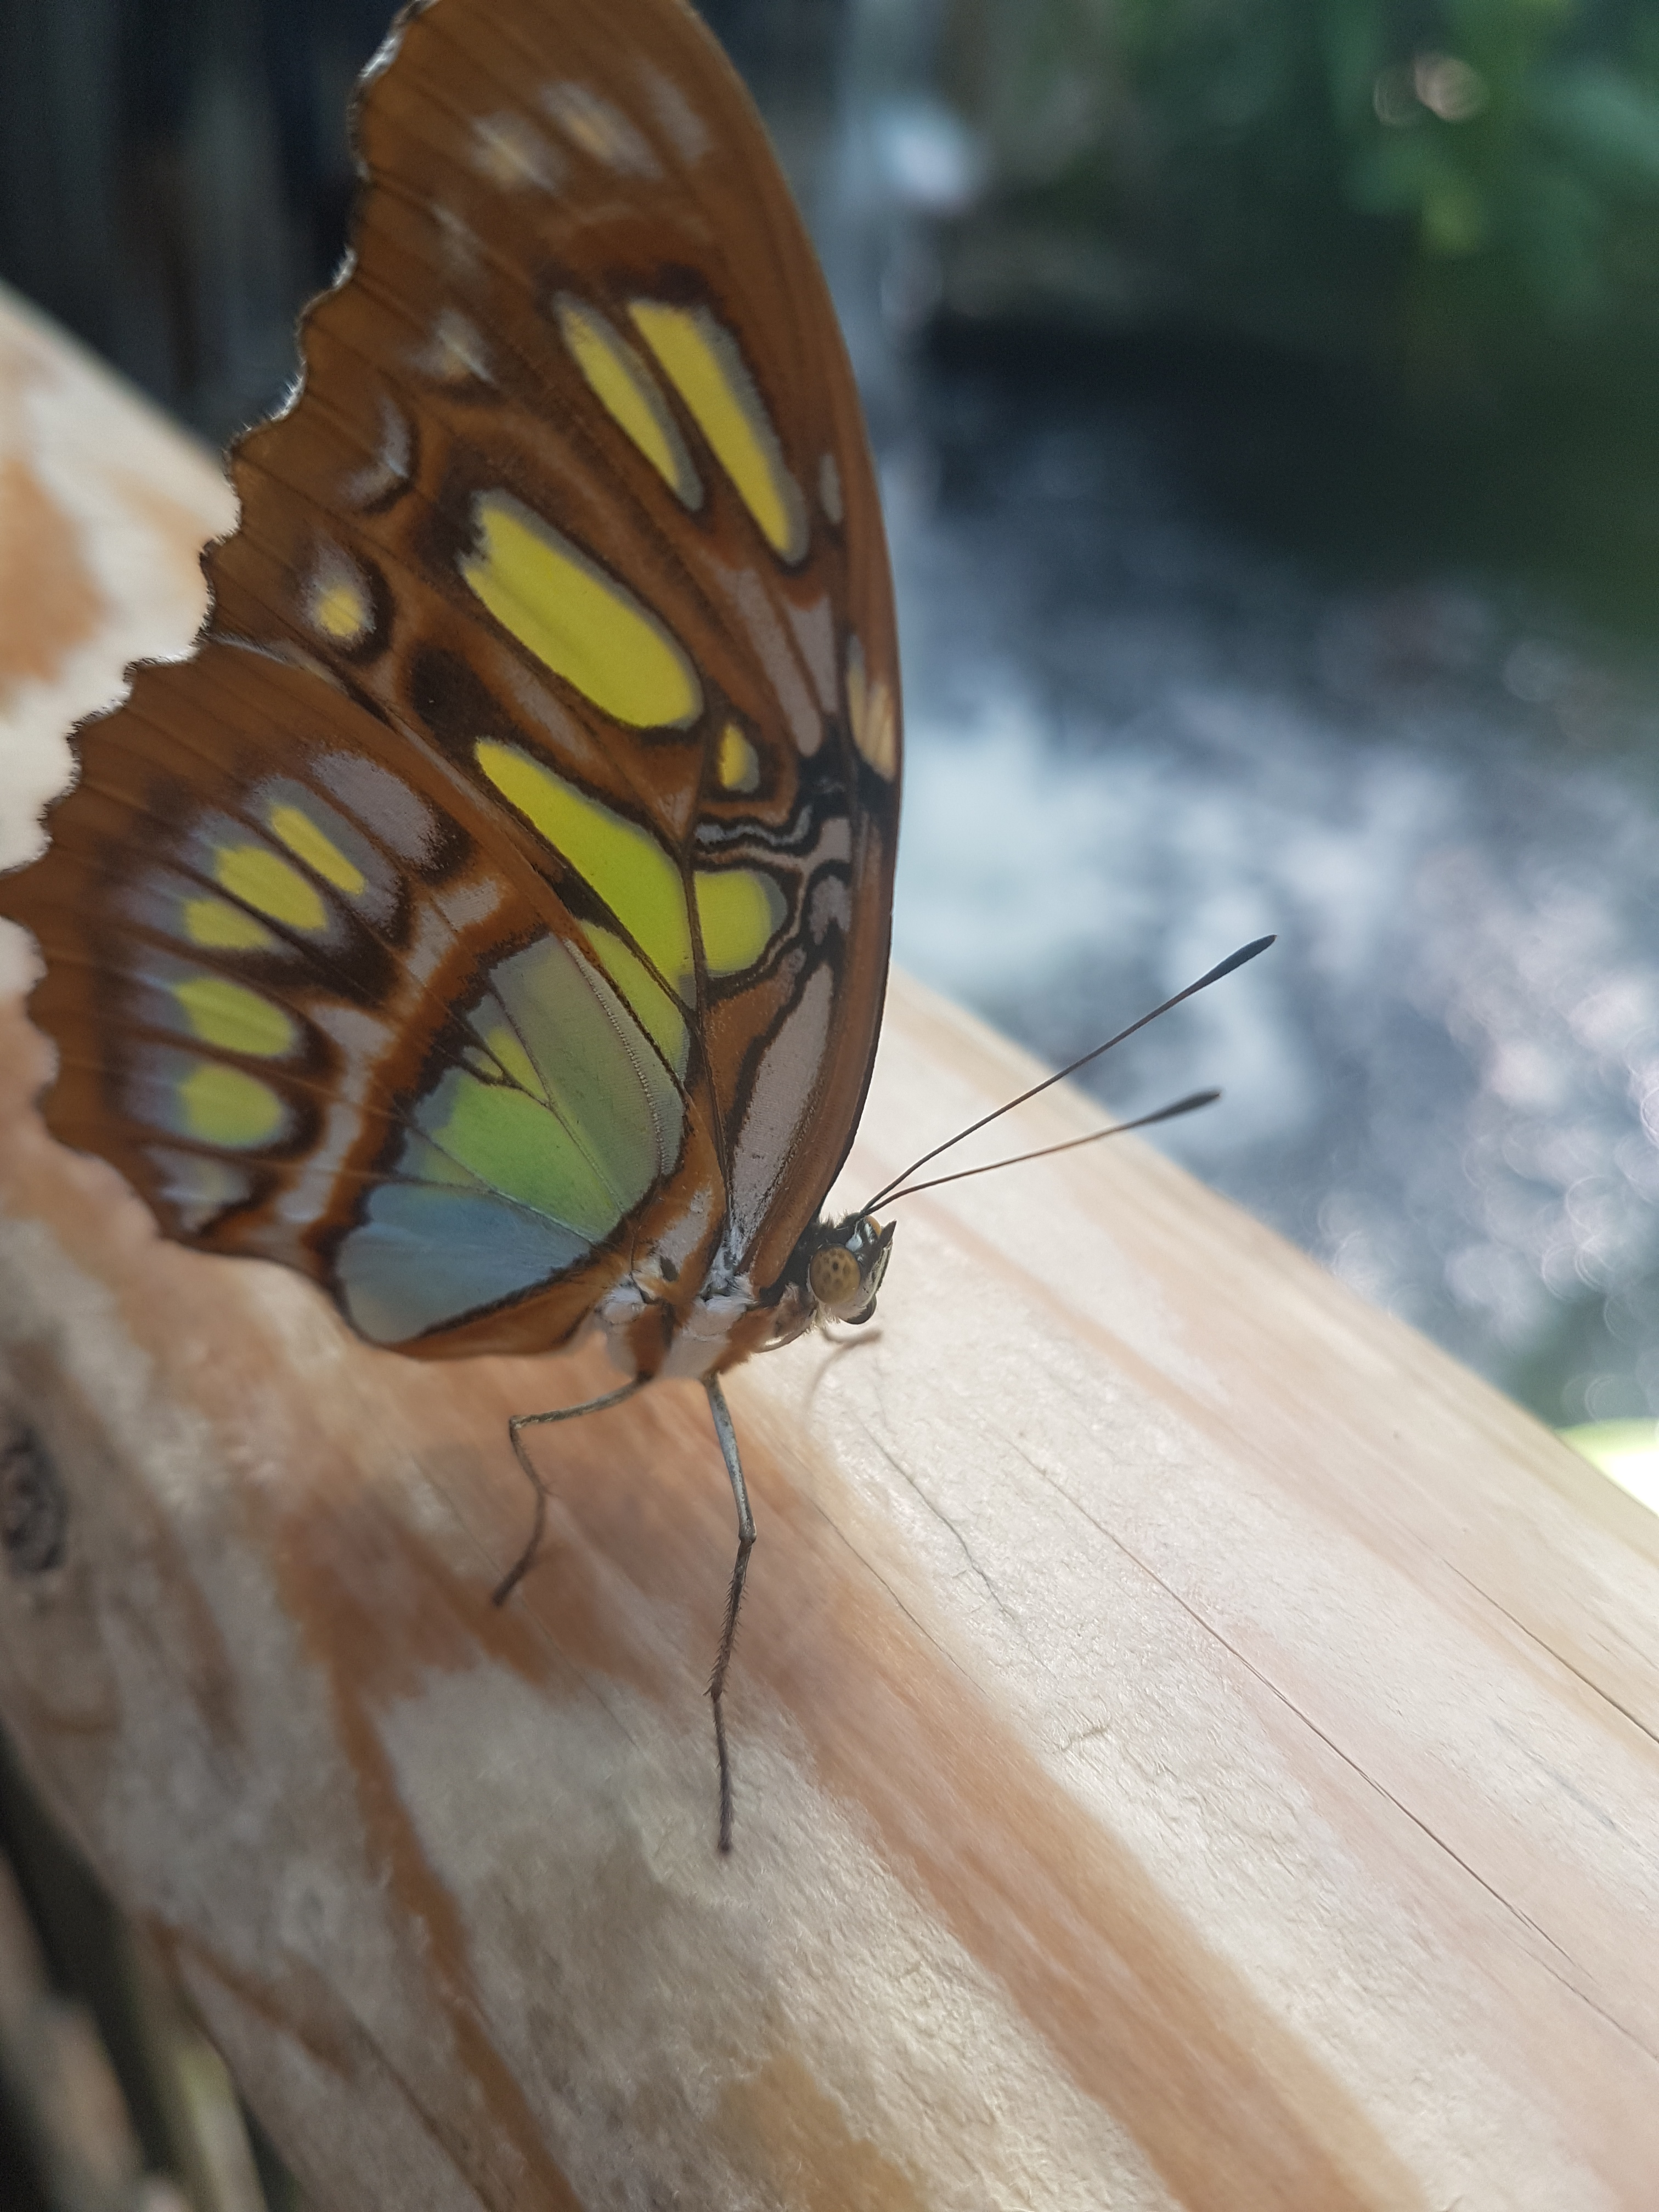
[1153,1088,1220,1125]
[1201,935,1276,988]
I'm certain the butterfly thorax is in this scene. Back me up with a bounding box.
[596,1209,894,1382]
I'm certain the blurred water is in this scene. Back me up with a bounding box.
[879,349,1659,1427]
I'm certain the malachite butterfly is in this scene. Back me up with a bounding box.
[1,0,901,1849]
[1,0,1269,1848]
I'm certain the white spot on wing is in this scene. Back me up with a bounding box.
[729,964,834,1258]
[845,633,898,779]
[418,310,490,385]
[341,399,413,509]
[819,452,843,524]
[807,874,851,942]
[432,204,479,275]
[543,82,657,174]
[435,874,506,933]
[638,64,709,164]
[786,596,838,713]
[718,563,822,755]
[304,1004,392,1056]
[653,1181,719,1273]
[315,754,438,864]
[472,111,562,192]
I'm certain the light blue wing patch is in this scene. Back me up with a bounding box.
[337,1177,593,1345]
[334,933,687,1342]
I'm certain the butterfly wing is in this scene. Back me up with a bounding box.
[2,0,899,1357]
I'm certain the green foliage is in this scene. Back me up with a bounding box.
[936,0,1659,397]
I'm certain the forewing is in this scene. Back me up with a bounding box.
[215,0,902,1288]
[2,0,899,1347]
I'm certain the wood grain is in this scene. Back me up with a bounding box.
[1,279,1656,2212]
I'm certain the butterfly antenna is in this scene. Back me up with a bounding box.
[876,1090,1219,1204]
[862,935,1273,1213]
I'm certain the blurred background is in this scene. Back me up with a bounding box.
[3,1,1659,2197]
[9,0,1659,1440]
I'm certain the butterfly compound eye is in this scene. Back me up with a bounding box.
[808,1243,862,1310]
[806,1216,895,1319]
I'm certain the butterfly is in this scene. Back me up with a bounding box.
[0,0,901,1849]
[2,0,1272,1853]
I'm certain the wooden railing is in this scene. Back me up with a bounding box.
[1,281,1656,2211]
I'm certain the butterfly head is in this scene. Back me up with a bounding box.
[803,1213,895,1328]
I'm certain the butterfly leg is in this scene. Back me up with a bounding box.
[703,1375,755,1854]
[490,1378,646,1607]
